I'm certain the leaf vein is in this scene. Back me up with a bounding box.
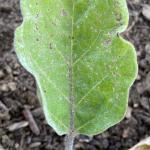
[77,75,109,106]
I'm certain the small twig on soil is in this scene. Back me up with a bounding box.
[0,101,8,111]
[126,11,141,33]
[19,135,25,150]
[0,101,10,119]
[7,121,29,131]
[32,107,43,118]
[29,142,41,148]
[23,106,40,135]
[0,144,5,150]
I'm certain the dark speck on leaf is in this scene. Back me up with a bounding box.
[36,38,39,42]
[52,21,57,26]
[103,39,112,47]
[35,25,39,30]
[60,9,68,17]
[49,43,53,49]
[69,36,74,40]
[35,13,39,18]
[117,33,120,37]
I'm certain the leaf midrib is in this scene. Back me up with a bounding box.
[68,1,75,134]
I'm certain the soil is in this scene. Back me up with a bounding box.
[0,0,150,150]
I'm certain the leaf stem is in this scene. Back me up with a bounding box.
[65,132,75,150]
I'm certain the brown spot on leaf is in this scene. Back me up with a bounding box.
[103,39,112,47]
[49,43,53,49]
[60,9,68,17]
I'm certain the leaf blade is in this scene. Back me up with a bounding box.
[15,0,138,135]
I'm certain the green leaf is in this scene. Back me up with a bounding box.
[15,0,138,136]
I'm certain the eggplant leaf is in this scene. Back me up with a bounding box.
[15,0,138,135]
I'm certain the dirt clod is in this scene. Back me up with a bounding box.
[142,5,150,21]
